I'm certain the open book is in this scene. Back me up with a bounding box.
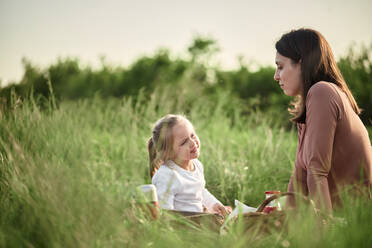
[220,200,257,232]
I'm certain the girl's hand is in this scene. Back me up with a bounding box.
[212,203,232,216]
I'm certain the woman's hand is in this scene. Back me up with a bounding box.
[212,203,232,216]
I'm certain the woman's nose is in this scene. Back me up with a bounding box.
[274,70,279,81]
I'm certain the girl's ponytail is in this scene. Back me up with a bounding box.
[148,137,157,178]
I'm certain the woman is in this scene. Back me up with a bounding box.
[274,28,371,213]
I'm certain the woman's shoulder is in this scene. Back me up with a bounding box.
[308,81,337,95]
[306,81,345,120]
[307,81,342,102]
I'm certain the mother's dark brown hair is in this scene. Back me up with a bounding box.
[275,28,361,123]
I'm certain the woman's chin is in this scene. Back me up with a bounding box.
[282,89,290,96]
[284,91,295,97]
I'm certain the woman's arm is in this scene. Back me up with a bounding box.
[304,82,341,213]
[286,166,308,208]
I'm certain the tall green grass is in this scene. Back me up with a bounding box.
[0,87,371,247]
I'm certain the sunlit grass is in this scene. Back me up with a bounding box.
[0,88,371,247]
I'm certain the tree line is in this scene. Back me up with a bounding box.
[1,37,371,125]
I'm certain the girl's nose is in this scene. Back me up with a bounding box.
[189,138,197,148]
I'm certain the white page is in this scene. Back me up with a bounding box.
[220,200,257,233]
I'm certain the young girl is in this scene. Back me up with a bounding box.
[148,114,230,215]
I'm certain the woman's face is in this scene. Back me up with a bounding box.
[274,52,303,96]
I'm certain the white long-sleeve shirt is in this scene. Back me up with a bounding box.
[151,159,221,213]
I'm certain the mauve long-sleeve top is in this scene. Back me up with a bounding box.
[287,81,372,212]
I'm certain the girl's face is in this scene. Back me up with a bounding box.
[171,120,200,166]
[274,52,303,96]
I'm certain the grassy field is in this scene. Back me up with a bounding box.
[0,88,371,247]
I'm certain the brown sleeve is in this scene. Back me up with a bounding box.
[304,82,341,213]
[286,165,308,208]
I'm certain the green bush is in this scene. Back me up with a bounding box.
[1,39,371,125]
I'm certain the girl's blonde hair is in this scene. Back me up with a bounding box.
[148,114,190,178]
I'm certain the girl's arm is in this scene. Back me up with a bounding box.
[195,160,222,210]
[196,159,229,214]
[152,168,177,210]
[202,188,222,211]
[203,189,231,215]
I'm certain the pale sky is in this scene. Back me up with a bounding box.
[1,0,371,86]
